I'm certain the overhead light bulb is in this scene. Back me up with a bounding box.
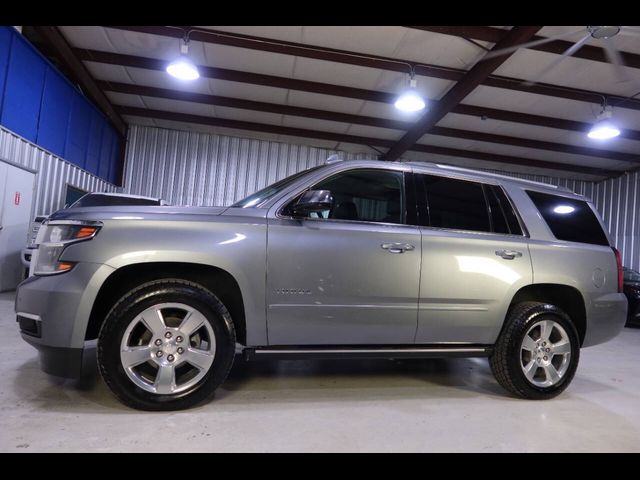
[395,77,426,112]
[553,205,575,214]
[166,39,200,81]
[588,105,620,140]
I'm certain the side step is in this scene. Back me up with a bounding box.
[243,345,492,361]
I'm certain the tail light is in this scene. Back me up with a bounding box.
[613,247,623,293]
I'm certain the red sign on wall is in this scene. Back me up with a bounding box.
[14,192,20,205]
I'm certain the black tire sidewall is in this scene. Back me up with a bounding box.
[504,305,580,399]
[98,280,236,411]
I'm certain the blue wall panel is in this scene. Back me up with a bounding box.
[36,67,74,156]
[64,95,92,168]
[0,27,122,185]
[85,109,103,176]
[108,130,120,184]
[0,28,12,119]
[98,124,114,180]
[1,36,46,141]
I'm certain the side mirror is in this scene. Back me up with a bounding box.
[289,190,333,217]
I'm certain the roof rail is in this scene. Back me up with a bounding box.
[405,161,573,193]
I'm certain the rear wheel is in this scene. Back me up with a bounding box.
[490,301,580,399]
[98,279,236,410]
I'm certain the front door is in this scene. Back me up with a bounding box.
[266,167,421,345]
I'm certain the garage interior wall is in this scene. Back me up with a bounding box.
[122,124,640,271]
[0,126,117,218]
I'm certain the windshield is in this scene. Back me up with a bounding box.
[71,194,162,208]
[624,268,640,283]
[231,166,324,208]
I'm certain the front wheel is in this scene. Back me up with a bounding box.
[98,279,236,411]
[490,301,580,400]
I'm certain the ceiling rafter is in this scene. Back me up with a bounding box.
[31,26,127,137]
[101,25,640,112]
[406,26,640,70]
[383,26,544,161]
[114,105,619,178]
[73,48,640,142]
[100,80,640,163]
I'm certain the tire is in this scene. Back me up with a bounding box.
[489,301,580,400]
[98,279,236,411]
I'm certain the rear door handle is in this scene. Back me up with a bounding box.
[381,242,415,254]
[495,249,522,260]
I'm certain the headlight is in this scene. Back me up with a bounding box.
[32,221,102,275]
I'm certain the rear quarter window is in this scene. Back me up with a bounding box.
[526,190,609,246]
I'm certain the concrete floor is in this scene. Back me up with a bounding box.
[1,290,640,452]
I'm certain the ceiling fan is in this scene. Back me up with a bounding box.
[482,26,640,88]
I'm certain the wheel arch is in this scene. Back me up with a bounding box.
[507,284,587,345]
[85,262,247,345]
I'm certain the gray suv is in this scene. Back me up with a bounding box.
[15,160,627,410]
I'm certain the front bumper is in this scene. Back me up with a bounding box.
[15,262,115,378]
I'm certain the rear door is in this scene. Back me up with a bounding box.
[414,173,533,344]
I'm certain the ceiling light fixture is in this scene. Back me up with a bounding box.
[166,37,200,81]
[553,205,575,214]
[588,104,620,140]
[395,72,426,113]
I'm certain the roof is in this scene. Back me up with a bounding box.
[27,26,640,181]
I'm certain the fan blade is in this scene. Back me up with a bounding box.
[602,37,632,85]
[522,33,592,86]
[481,28,586,61]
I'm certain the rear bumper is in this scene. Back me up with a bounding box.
[583,292,628,347]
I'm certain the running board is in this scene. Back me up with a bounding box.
[243,345,492,361]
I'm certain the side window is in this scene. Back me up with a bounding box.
[306,169,405,224]
[421,175,490,233]
[526,190,609,246]
[486,185,523,236]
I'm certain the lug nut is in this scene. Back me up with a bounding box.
[542,342,546,347]
[177,347,184,354]
[543,356,548,361]
[165,332,172,339]
[536,358,541,363]
[176,336,183,343]
[167,354,175,362]
[155,339,162,346]
[545,348,551,353]
[156,351,163,357]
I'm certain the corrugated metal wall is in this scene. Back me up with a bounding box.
[593,171,640,270]
[122,125,638,269]
[122,125,374,206]
[0,126,117,217]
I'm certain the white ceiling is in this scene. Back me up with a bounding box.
[58,25,640,180]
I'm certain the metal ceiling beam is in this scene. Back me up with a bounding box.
[101,81,640,163]
[100,26,640,112]
[114,105,619,177]
[31,27,127,137]
[77,49,640,142]
[75,49,394,103]
[407,26,640,70]
[382,26,544,161]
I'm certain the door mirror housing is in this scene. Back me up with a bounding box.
[288,190,333,217]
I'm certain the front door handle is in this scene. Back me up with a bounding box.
[495,249,523,260]
[381,242,415,254]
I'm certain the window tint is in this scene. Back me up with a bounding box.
[421,175,490,232]
[526,190,609,246]
[307,169,405,224]
[487,185,523,235]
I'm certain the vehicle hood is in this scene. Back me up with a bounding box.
[46,205,267,223]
